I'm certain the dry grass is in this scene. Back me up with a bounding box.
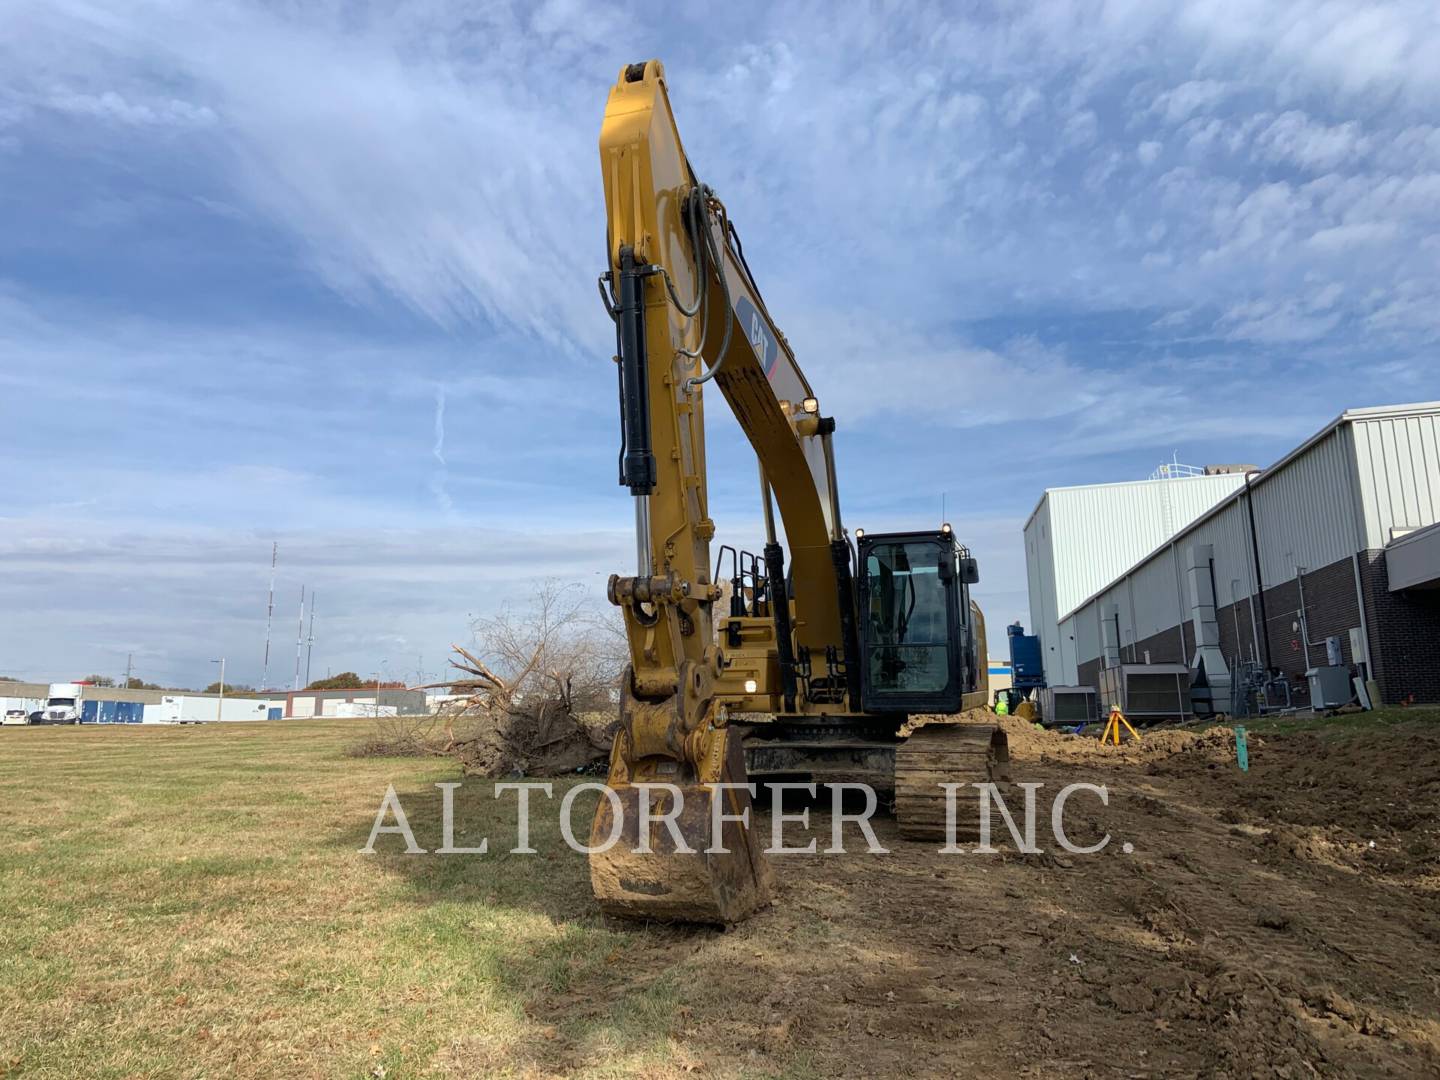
[0,721,798,1080]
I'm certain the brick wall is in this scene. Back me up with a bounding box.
[1071,550,1438,707]
[1077,555,1369,706]
[1358,550,1440,705]
[1255,558,1362,677]
[1127,625,1186,666]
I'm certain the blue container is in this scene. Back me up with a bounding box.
[1006,622,1046,691]
[81,700,145,724]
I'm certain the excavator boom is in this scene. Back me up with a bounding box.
[591,61,1007,924]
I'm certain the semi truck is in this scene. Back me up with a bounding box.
[42,682,85,724]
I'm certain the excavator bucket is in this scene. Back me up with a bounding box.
[589,725,773,925]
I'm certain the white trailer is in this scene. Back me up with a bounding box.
[332,702,398,718]
[143,696,272,724]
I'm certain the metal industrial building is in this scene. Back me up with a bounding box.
[0,681,171,706]
[281,687,427,718]
[1025,469,1249,685]
[2,680,428,722]
[1061,402,1440,708]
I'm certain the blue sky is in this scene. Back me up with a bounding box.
[2,1,1437,689]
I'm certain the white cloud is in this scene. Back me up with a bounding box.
[1252,110,1370,171]
[1306,221,1399,253]
[2,0,1439,679]
[1000,85,1042,127]
[1063,108,1099,148]
[1217,298,1342,344]
[44,89,216,127]
[1148,79,1236,124]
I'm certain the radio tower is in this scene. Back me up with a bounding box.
[304,592,316,688]
[293,586,306,691]
[261,542,277,690]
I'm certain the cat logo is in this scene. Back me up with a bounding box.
[734,296,778,379]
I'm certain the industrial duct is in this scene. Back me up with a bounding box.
[1186,544,1231,716]
[1100,603,1121,670]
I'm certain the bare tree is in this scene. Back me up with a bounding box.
[383,580,627,776]
[468,579,625,715]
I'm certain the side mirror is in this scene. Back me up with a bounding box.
[960,557,980,584]
[938,558,955,581]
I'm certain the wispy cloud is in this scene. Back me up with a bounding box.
[430,384,453,515]
[1,0,1437,682]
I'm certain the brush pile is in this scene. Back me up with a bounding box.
[430,643,616,778]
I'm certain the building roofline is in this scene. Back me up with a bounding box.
[1021,471,1250,533]
[1054,400,1440,622]
[1387,518,1440,551]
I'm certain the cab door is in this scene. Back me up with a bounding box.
[857,534,965,714]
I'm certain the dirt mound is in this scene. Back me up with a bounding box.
[904,711,1086,759]
[991,714,1249,769]
[1141,724,1250,769]
[995,713,1072,756]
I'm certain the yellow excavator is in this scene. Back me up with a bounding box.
[591,60,1010,925]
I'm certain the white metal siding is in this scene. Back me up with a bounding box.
[1057,615,1078,684]
[1073,607,1100,671]
[1249,427,1359,583]
[1352,413,1440,547]
[1026,474,1245,680]
[1131,547,1182,643]
[1046,474,1245,617]
[1025,500,1065,680]
[1067,406,1440,670]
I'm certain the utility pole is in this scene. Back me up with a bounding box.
[211,658,226,722]
[371,660,387,718]
[262,542,277,690]
[123,653,133,689]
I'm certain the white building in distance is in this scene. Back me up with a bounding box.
[1024,467,1250,686]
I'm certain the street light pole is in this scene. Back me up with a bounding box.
[372,660,387,718]
[211,658,225,722]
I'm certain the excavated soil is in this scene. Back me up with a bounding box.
[536,717,1440,1077]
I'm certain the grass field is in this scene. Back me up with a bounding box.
[0,721,738,1080]
[4,711,1437,1078]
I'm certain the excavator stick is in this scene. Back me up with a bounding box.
[589,722,773,925]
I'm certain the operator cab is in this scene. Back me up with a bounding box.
[855,528,980,715]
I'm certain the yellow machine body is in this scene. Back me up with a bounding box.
[592,61,1004,924]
